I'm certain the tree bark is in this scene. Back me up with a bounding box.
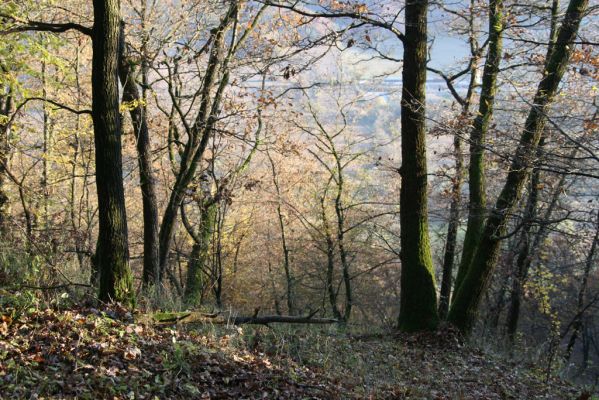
[448,0,589,334]
[397,0,438,331]
[213,206,225,308]
[92,0,133,305]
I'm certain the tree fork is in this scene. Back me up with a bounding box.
[448,0,590,334]
[454,0,504,294]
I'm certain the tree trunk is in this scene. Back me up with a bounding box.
[486,264,510,333]
[397,0,438,331]
[70,44,86,270]
[333,154,352,323]
[267,259,282,315]
[92,0,133,305]
[158,70,218,282]
[439,118,468,319]
[211,204,227,309]
[41,61,53,227]
[157,6,236,283]
[118,25,160,288]
[448,0,589,333]
[268,151,295,315]
[184,202,216,307]
[0,90,12,232]
[454,0,504,293]
[565,216,599,360]
[504,177,539,340]
[321,196,342,320]
[505,0,561,341]
[151,310,337,326]
[505,164,545,340]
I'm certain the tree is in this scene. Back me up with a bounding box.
[92,0,133,303]
[0,82,13,232]
[397,0,438,331]
[156,2,237,283]
[261,0,440,330]
[448,0,590,333]
[0,1,134,303]
[181,176,218,307]
[301,100,357,324]
[0,17,28,233]
[267,148,296,315]
[435,0,483,319]
[453,0,504,293]
[564,213,599,360]
[504,0,561,342]
[119,21,160,288]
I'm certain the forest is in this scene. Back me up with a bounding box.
[0,0,598,398]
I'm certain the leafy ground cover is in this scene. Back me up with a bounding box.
[0,297,590,399]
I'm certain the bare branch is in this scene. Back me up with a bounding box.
[0,12,92,36]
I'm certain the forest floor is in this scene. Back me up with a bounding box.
[0,298,591,399]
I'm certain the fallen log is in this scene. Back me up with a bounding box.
[147,309,337,326]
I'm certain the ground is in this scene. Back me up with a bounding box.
[0,297,589,399]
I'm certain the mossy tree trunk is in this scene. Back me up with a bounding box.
[454,0,504,293]
[439,56,479,318]
[92,0,134,305]
[438,0,480,318]
[397,0,438,331]
[183,201,217,307]
[448,0,589,333]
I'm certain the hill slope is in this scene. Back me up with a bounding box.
[0,304,584,399]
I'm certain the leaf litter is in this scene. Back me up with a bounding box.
[0,304,586,399]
